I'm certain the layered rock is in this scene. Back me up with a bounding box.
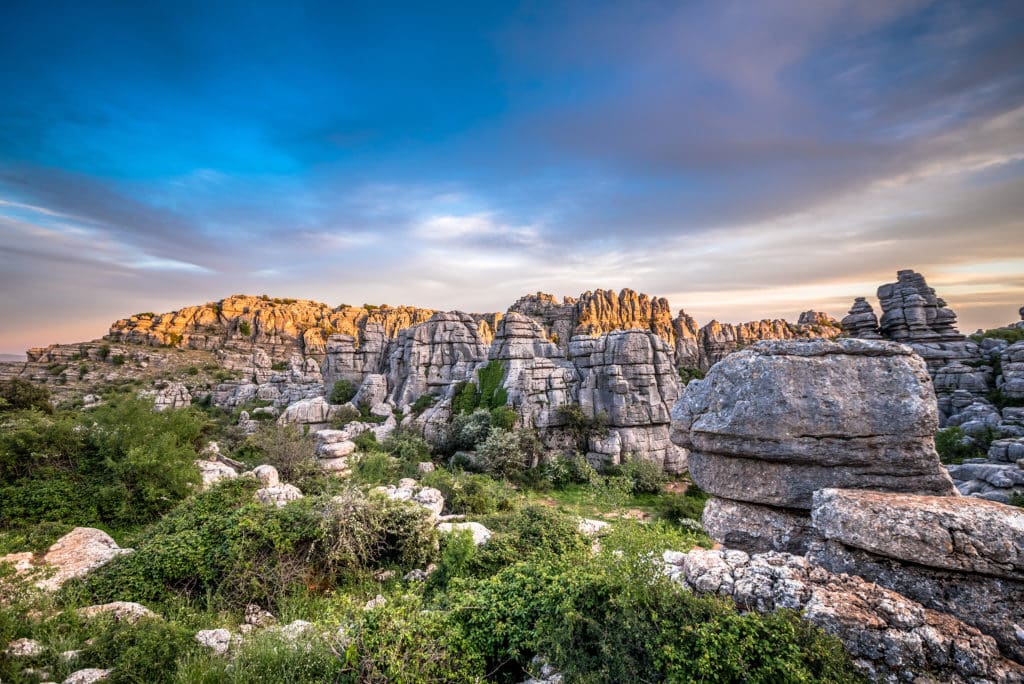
[1001,341,1024,400]
[671,338,957,553]
[839,297,881,339]
[809,488,1024,664]
[571,330,686,472]
[663,548,1024,682]
[383,312,490,407]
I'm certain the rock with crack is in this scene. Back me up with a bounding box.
[195,459,238,489]
[63,668,112,684]
[664,548,1024,683]
[253,483,303,507]
[671,338,957,554]
[195,629,233,656]
[79,602,160,624]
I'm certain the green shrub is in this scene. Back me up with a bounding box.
[235,423,319,484]
[410,394,436,415]
[83,615,198,683]
[176,629,343,683]
[381,431,432,463]
[238,321,253,337]
[271,361,288,371]
[97,344,111,360]
[618,457,665,494]
[330,404,360,428]
[111,354,126,366]
[988,388,1024,410]
[557,403,609,452]
[678,366,706,384]
[451,360,508,415]
[489,406,517,430]
[1009,493,1024,508]
[542,452,599,487]
[47,361,68,375]
[662,483,710,524]
[421,469,518,515]
[0,378,52,413]
[0,398,203,530]
[353,451,400,485]
[329,379,357,405]
[971,327,1024,344]
[83,484,437,610]
[348,595,484,681]
[354,430,379,452]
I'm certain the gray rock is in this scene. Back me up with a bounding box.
[253,484,303,507]
[811,489,1024,580]
[39,528,133,591]
[195,629,232,655]
[701,498,820,554]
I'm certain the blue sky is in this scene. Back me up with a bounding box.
[2,0,1023,352]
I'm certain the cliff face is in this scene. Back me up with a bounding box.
[107,295,441,360]
[511,289,840,370]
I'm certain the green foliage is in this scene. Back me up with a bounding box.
[476,427,544,477]
[175,629,343,683]
[987,388,1024,410]
[352,451,400,485]
[421,469,519,515]
[934,426,985,464]
[662,483,710,524]
[111,353,126,366]
[678,366,706,384]
[353,429,379,452]
[0,378,52,413]
[83,483,438,610]
[166,332,183,347]
[1009,493,1024,508]
[271,361,288,371]
[0,398,203,530]
[329,379,357,405]
[330,404,361,428]
[47,361,68,375]
[489,406,518,430]
[451,360,508,416]
[971,327,1024,344]
[97,344,111,360]
[557,403,609,452]
[449,549,861,683]
[438,408,493,454]
[410,393,436,415]
[235,423,319,484]
[617,456,665,494]
[542,452,599,487]
[85,616,198,683]
[349,595,485,681]
[238,320,253,337]
[381,431,432,463]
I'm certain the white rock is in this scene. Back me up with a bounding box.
[5,638,43,657]
[195,459,238,489]
[279,620,314,640]
[363,595,386,611]
[253,484,303,507]
[318,440,356,458]
[250,464,280,487]
[195,628,232,655]
[79,602,159,623]
[39,528,132,591]
[578,519,610,536]
[62,669,111,684]
[417,461,436,474]
[437,522,492,546]
[413,487,445,518]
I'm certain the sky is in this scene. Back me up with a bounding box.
[1,0,1023,354]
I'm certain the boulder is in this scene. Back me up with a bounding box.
[79,602,159,623]
[437,522,492,546]
[811,489,1024,580]
[6,638,43,657]
[195,459,238,489]
[39,528,133,590]
[253,484,303,507]
[195,629,232,655]
[63,669,112,684]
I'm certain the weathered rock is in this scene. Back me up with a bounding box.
[63,669,112,684]
[577,519,610,536]
[702,498,820,554]
[383,312,490,407]
[195,629,232,655]
[812,489,1024,580]
[79,602,159,623]
[1002,341,1024,400]
[352,373,388,408]
[6,638,43,657]
[140,382,192,411]
[277,396,337,429]
[673,338,956,510]
[195,459,238,489]
[413,487,445,519]
[664,548,1024,683]
[253,484,303,507]
[437,521,492,546]
[39,528,132,591]
[248,465,280,487]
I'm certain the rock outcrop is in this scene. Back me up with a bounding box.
[38,528,133,590]
[663,548,1024,683]
[809,488,1024,664]
[672,338,956,550]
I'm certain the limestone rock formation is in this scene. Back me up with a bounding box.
[39,528,133,591]
[437,521,492,546]
[1001,341,1024,400]
[663,548,1024,682]
[383,312,490,407]
[571,330,686,472]
[839,297,881,339]
[79,602,160,624]
[672,338,956,553]
[810,489,1024,664]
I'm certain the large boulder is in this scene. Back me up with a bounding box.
[39,528,132,590]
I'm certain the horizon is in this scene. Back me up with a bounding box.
[2,1,1023,353]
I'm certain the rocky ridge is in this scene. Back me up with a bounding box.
[668,337,1024,678]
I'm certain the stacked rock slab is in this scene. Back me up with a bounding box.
[571,330,687,472]
[839,297,881,338]
[809,488,1024,665]
[384,312,490,407]
[671,338,957,554]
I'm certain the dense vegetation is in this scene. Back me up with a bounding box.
[0,379,864,683]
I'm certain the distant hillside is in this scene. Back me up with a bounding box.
[0,353,26,362]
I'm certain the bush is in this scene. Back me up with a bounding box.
[678,366,706,384]
[0,397,203,530]
[410,394,436,415]
[662,483,710,524]
[329,379,357,405]
[176,629,343,683]
[1009,493,1024,508]
[618,457,665,494]
[330,404,360,428]
[238,321,253,337]
[83,483,438,609]
[236,423,319,484]
[971,327,1024,344]
[476,427,544,477]
[542,452,598,487]
[437,409,493,454]
[111,354,126,366]
[421,469,518,515]
[934,426,984,464]
[271,361,288,371]
[557,403,609,452]
[381,431,432,463]
[97,344,111,360]
[83,615,198,683]
[489,406,518,430]
[354,430,379,452]
[0,378,52,413]
[451,360,508,415]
